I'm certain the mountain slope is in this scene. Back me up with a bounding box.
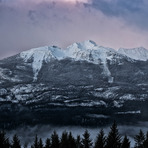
[118,47,148,61]
[0,40,148,85]
[20,46,65,81]
[0,40,148,128]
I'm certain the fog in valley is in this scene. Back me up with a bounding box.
[5,122,148,147]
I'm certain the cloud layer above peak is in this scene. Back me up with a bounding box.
[88,0,148,29]
[0,0,148,59]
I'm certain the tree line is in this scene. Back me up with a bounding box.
[0,122,148,148]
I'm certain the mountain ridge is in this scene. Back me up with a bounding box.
[0,40,148,128]
[118,47,148,61]
[18,40,148,64]
[13,40,147,82]
[0,40,148,84]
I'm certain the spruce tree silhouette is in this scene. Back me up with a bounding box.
[39,138,43,148]
[23,142,28,148]
[94,129,106,148]
[106,121,121,148]
[0,131,10,148]
[144,132,148,148]
[68,132,76,148]
[51,131,59,148]
[134,130,145,148]
[1,125,148,148]
[60,131,69,148]
[45,138,51,148]
[31,135,39,148]
[5,138,10,148]
[121,135,130,148]
[82,130,92,148]
[76,135,83,148]
[11,134,21,148]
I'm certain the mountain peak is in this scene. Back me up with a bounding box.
[15,41,148,81]
[20,46,65,81]
[67,40,97,51]
[81,40,97,48]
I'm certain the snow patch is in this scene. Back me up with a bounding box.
[0,89,7,96]
[86,114,109,119]
[117,110,141,114]
[118,47,148,61]
[119,94,136,100]
[113,100,123,108]
[0,68,20,82]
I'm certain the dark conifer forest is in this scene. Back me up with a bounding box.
[0,122,148,148]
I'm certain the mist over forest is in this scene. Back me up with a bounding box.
[3,121,148,147]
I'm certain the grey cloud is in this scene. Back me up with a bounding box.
[28,10,37,22]
[27,2,71,26]
[89,0,143,15]
[86,0,148,29]
[1,0,148,59]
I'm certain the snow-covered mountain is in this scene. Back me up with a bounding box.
[0,40,148,128]
[17,40,137,82]
[0,40,148,85]
[118,47,148,61]
[0,40,148,84]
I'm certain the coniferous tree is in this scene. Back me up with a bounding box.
[60,131,69,148]
[31,135,39,148]
[39,138,43,148]
[0,131,6,148]
[106,121,121,148]
[144,132,148,148]
[121,135,130,148]
[82,130,92,148]
[94,129,106,148]
[68,132,76,148]
[0,131,10,148]
[23,142,28,148]
[45,138,51,148]
[5,138,10,148]
[51,131,60,148]
[76,135,83,148]
[134,130,145,148]
[11,134,21,148]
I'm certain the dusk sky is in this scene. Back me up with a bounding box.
[0,0,148,59]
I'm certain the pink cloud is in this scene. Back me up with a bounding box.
[0,0,148,59]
